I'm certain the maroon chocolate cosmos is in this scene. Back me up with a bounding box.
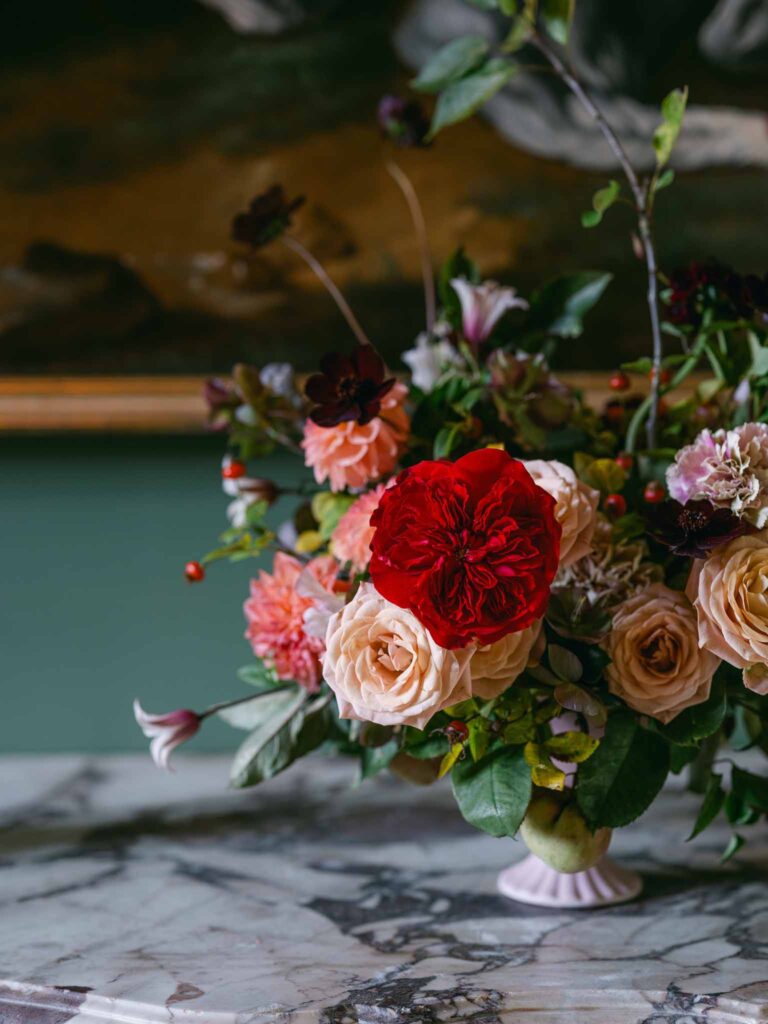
[645,498,748,558]
[305,344,395,427]
[665,260,768,329]
[232,185,305,249]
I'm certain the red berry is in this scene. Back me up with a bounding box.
[184,560,205,583]
[609,370,630,391]
[604,493,627,519]
[604,401,625,425]
[447,720,469,742]
[643,481,665,504]
[222,460,247,480]
[614,452,633,472]
[649,367,672,385]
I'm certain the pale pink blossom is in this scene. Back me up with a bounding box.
[133,701,201,770]
[302,382,410,492]
[451,278,528,346]
[330,484,387,573]
[244,553,339,691]
[524,459,600,566]
[667,423,768,527]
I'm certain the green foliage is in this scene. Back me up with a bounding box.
[412,36,490,93]
[402,728,450,760]
[452,747,532,837]
[653,86,688,168]
[311,491,356,542]
[429,58,518,138]
[544,731,599,763]
[659,674,727,745]
[230,691,332,787]
[539,0,574,44]
[217,686,296,730]
[524,741,567,790]
[577,710,670,828]
[548,644,583,683]
[360,738,400,780]
[524,271,613,339]
[581,180,620,228]
[688,771,725,840]
[439,247,480,329]
[237,659,280,692]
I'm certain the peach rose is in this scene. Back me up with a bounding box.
[323,583,473,729]
[686,531,768,694]
[302,382,409,493]
[524,460,599,566]
[330,484,386,573]
[605,583,720,723]
[469,621,543,700]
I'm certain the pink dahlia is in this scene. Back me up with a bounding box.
[244,553,339,691]
[667,423,768,527]
[331,484,387,573]
[302,382,409,492]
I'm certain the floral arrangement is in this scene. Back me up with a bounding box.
[136,0,768,870]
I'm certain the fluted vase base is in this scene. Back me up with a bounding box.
[497,852,642,909]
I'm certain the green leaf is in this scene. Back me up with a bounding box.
[544,731,599,764]
[548,644,583,683]
[524,742,567,790]
[468,717,490,762]
[311,491,356,541]
[466,0,498,8]
[688,772,725,840]
[553,682,607,726]
[660,675,726,745]
[669,742,698,774]
[433,423,463,459]
[230,692,331,787]
[439,742,466,778]
[452,747,532,837]
[721,832,744,863]
[402,729,450,760]
[412,36,490,93]
[581,179,620,228]
[360,738,400,780]
[237,660,280,692]
[652,86,688,168]
[439,247,480,328]
[729,705,761,752]
[525,271,613,339]
[653,167,675,193]
[732,766,768,814]
[577,711,670,828]
[502,14,533,53]
[429,59,518,137]
[217,687,296,730]
[539,0,573,43]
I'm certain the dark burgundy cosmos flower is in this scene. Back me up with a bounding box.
[305,344,395,427]
[377,95,430,148]
[645,498,748,558]
[665,260,768,329]
[369,449,561,649]
[232,185,305,248]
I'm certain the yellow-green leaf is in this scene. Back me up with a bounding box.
[503,710,535,744]
[438,742,465,779]
[653,86,688,168]
[524,742,567,791]
[544,731,599,764]
[468,718,490,762]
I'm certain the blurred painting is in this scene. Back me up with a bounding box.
[2,0,768,375]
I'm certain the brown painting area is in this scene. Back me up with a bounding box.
[1,0,767,376]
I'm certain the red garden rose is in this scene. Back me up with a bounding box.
[369,448,561,649]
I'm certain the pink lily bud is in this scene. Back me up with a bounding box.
[450,277,528,347]
[133,700,201,771]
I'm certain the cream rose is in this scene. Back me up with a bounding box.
[469,621,543,700]
[524,460,599,566]
[686,531,768,694]
[323,584,473,729]
[605,583,720,723]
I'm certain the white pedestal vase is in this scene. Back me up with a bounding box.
[497,849,643,909]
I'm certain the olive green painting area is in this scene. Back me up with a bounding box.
[0,436,305,753]
[2,1,768,374]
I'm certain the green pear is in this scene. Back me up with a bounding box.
[520,792,611,873]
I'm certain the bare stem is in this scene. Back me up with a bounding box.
[281,236,371,348]
[531,30,663,450]
[386,159,436,332]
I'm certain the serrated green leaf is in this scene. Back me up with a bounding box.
[429,59,518,137]
[653,86,688,168]
[539,0,573,44]
[577,711,670,828]
[452,747,532,837]
[688,771,725,840]
[412,36,490,93]
[544,731,599,764]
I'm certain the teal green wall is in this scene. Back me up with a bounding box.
[1,435,304,752]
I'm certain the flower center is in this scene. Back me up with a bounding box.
[639,629,678,674]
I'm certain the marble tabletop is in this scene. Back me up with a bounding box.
[1,754,768,1024]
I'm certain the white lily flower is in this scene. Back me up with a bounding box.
[451,277,528,346]
[402,328,463,393]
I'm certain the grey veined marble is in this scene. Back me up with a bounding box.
[1,754,767,1024]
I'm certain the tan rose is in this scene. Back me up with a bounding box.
[524,459,599,566]
[469,621,543,700]
[323,583,473,729]
[605,583,720,723]
[686,531,768,694]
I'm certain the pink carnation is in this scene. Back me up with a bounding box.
[244,552,339,691]
[331,484,387,573]
[667,423,768,527]
[302,382,409,492]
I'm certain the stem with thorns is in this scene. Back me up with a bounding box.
[386,160,436,332]
[282,235,372,348]
[530,30,663,451]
